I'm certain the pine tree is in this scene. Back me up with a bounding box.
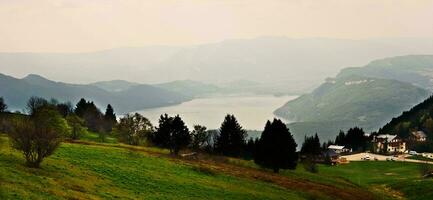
[215,114,247,157]
[169,115,191,155]
[254,119,298,173]
[151,114,191,155]
[0,97,7,113]
[104,104,117,132]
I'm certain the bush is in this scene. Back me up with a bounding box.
[116,113,153,145]
[9,106,69,168]
[66,114,86,140]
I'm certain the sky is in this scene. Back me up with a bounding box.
[0,0,433,52]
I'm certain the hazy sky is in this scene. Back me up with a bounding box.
[1,0,433,52]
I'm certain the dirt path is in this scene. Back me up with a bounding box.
[67,140,377,200]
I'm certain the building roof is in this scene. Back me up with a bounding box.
[411,131,427,138]
[376,134,397,141]
[322,149,339,157]
[328,145,345,150]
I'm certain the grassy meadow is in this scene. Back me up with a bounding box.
[1,133,433,200]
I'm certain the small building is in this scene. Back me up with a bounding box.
[410,131,427,142]
[327,145,350,154]
[322,149,340,165]
[373,134,406,154]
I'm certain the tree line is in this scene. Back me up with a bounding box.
[0,96,298,173]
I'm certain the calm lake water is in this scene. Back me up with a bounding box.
[137,95,298,131]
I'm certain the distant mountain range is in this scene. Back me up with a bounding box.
[3,37,433,95]
[276,55,433,141]
[0,73,192,114]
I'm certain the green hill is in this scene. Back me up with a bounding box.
[378,95,433,151]
[275,75,429,141]
[2,133,433,200]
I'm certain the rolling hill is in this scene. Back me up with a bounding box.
[0,73,191,114]
[275,75,429,141]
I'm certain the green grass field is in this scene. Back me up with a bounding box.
[0,135,307,200]
[1,133,433,200]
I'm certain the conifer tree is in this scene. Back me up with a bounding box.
[215,114,247,157]
[254,119,298,173]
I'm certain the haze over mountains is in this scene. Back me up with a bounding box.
[3,37,433,94]
[276,55,433,142]
[0,73,191,114]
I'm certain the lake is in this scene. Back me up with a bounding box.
[137,95,298,131]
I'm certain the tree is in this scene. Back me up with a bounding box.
[151,114,191,155]
[169,115,191,154]
[9,105,70,168]
[116,113,153,145]
[334,130,346,146]
[74,98,104,132]
[191,125,209,150]
[66,114,86,140]
[254,119,298,173]
[0,97,7,113]
[26,96,49,115]
[215,114,247,157]
[300,133,321,156]
[345,127,367,152]
[56,102,73,117]
[151,114,173,147]
[244,137,259,160]
[104,104,117,132]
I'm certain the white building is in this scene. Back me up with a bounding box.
[373,134,406,154]
[328,145,350,154]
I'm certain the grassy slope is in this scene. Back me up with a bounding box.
[0,136,305,200]
[2,133,432,200]
[229,158,433,200]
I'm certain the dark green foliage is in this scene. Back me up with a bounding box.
[215,114,247,157]
[56,102,73,117]
[116,113,153,145]
[334,130,346,145]
[244,138,259,160]
[345,127,367,152]
[170,116,191,154]
[0,97,7,113]
[254,119,298,173]
[66,114,86,140]
[104,104,117,132]
[191,125,210,150]
[379,95,433,150]
[151,114,191,155]
[8,105,69,168]
[74,98,104,133]
[331,127,367,152]
[300,133,321,156]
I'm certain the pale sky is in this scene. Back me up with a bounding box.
[1,0,433,52]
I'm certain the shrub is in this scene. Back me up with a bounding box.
[9,106,69,168]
